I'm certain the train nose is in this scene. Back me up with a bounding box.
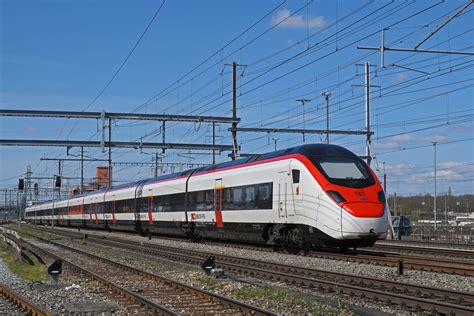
[340,203,388,240]
[341,202,384,218]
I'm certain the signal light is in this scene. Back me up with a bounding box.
[34,183,39,195]
[327,190,346,204]
[18,178,24,190]
[55,176,61,188]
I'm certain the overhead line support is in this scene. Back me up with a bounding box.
[414,0,473,50]
[0,109,240,124]
[224,61,247,160]
[0,140,234,151]
[229,127,373,135]
[358,46,474,56]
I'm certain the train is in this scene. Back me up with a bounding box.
[25,144,389,250]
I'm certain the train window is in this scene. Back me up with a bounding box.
[244,186,256,203]
[292,169,300,184]
[162,195,171,212]
[171,193,185,212]
[187,192,196,210]
[122,201,131,213]
[256,183,272,209]
[313,156,374,188]
[232,188,243,206]
[205,190,214,210]
[137,197,147,213]
[104,201,112,214]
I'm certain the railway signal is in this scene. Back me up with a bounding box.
[55,176,61,188]
[18,178,24,191]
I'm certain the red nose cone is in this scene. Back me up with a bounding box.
[342,202,384,218]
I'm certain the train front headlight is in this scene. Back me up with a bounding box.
[378,191,386,204]
[327,190,346,204]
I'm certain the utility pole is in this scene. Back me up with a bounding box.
[296,98,311,142]
[57,160,62,199]
[162,121,166,154]
[231,61,238,160]
[353,62,378,163]
[224,61,247,160]
[272,138,278,151]
[212,122,216,164]
[433,141,437,229]
[108,118,112,187]
[154,153,160,177]
[25,165,32,217]
[444,193,448,225]
[80,146,84,194]
[321,93,332,144]
[365,62,372,166]
[382,161,387,192]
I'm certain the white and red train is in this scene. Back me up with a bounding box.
[25,144,388,249]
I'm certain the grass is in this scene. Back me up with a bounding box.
[232,284,288,301]
[12,226,56,241]
[0,239,49,282]
[233,284,350,315]
[200,275,226,291]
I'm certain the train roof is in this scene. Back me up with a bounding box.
[28,144,356,208]
[98,143,355,191]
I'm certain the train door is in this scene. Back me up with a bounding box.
[147,189,153,225]
[290,162,304,217]
[214,179,224,228]
[134,181,146,230]
[277,171,292,218]
[112,197,116,225]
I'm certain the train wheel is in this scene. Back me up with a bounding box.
[285,227,303,254]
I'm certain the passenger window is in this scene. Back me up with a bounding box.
[233,188,243,205]
[245,186,256,203]
[292,169,300,184]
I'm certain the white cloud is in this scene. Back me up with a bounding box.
[438,161,472,169]
[271,9,326,29]
[414,169,463,182]
[373,141,401,150]
[387,134,416,142]
[421,135,448,143]
[385,163,417,176]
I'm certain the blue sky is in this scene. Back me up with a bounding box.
[1,0,473,196]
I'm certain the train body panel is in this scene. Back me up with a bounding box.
[25,144,388,249]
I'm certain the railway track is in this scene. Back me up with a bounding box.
[369,243,474,260]
[305,248,474,276]
[25,225,474,276]
[20,227,474,315]
[14,233,275,315]
[381,239,474,250]
[0,282,50,316]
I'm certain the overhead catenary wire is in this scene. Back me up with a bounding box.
[31,1,472,191]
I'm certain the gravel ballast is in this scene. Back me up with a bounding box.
[60,226,474,293]
[25,225,474,314]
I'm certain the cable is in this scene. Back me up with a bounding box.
[62,0,167,142]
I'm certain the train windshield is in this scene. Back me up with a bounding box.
[313,156,375,188]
